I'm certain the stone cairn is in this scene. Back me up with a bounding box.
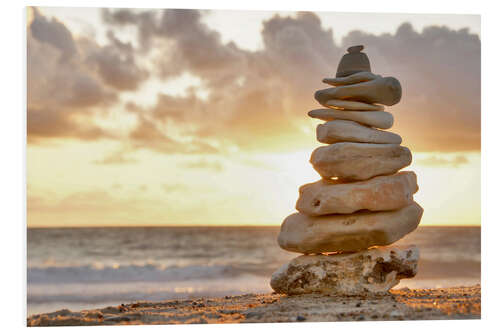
[271,45,423,295]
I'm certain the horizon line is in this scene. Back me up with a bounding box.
[27,224,481,229]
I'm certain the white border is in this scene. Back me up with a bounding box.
[2,0,498,331]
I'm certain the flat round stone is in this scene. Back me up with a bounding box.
[325,99,384,111]
[278,201,423,254]
[315,76,402,106]
[308,109,393,129]
[316,120,402,144]
[323,71,381,87]
[310,142,411,180]
[296,171,418,216]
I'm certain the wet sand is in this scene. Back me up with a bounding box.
[27,285,480,326]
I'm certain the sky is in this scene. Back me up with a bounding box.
[26,7,481,227]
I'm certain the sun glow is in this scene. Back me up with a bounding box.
[27,7,481,228]
[27,140,480,227]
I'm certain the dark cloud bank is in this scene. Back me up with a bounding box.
[28,7,480,153]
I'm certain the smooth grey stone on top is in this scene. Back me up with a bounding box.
[336,45,371,78]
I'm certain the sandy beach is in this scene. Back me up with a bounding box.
[27,285,480,326]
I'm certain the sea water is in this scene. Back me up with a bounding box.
[27,226,480,316]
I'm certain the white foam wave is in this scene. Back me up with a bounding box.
[28,263,268,284]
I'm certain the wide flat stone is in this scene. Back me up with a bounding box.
[308,109,393,129]
[296,172,418,216]
[270,245,419,295]
[278,202,423,254]
[317,120,402,144]
[310,142,412,181]
[325,99,384,111]
[315,76,402,106]
[322,71,381,86]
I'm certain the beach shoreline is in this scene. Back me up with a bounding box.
[27,285,480,326]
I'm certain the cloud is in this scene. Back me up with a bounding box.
[417,155,469,167]
[101,10,344,153]
[101,8,159,50]
[103,9,480,153]
[236,157,278,170]
[126,111,220,154]
[27,107,112,143]
[342,23,480,151]
[27,30,116,110]
[29,8,480,153]
[27,7,148,143]
[29,7,76,62]
[28,191,119,213]
[178,158,224,172]
[93,150,138,165]
[85,31,149,90]
[162,183,189,192]
[27,190,160,226]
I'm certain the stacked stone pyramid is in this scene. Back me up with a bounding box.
[270,45,423,295]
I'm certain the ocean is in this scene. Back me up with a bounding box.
[27,226,480,316]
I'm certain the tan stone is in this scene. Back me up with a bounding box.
[315,76,402,106]
[278,202,423,254]
[324,99,384,111]
[296,172,418,216]
[323,71,381,86]
[317,120,402,144]
[310,142,412,181]
[308,109,393,129]
[270,245,419,295]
